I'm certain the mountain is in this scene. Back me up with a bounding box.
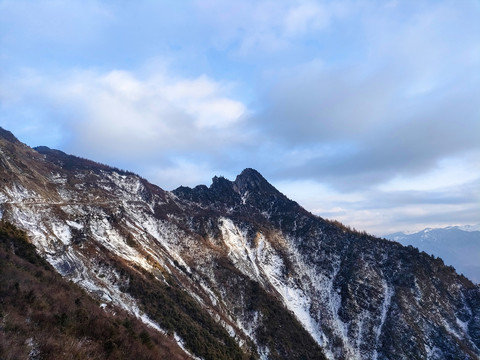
[385,226,480,284]
[1,127,479,360]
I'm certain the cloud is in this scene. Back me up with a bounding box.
[279,176,480,235]
[0,66,248,186]
[358,176,480,234]
[160,75,245,128]
[251,0,480,190]
[268,75,480,190]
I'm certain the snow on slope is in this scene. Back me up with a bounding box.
[217,217,376,359]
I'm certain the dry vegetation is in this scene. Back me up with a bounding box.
[0,221,190,360]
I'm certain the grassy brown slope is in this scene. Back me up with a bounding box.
[0,221,191,360]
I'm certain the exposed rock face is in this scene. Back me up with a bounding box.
[1,127,479,360]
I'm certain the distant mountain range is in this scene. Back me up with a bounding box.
[1,126,480,360]
[385,225,480,283]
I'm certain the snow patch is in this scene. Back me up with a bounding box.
[174,333,202,360]
[372,279,394,360]
[66,220,84,230]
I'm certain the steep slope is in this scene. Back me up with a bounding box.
[0,221,191,360]
[386,226,480,283]
[0,127,479,359]
[174,170,480,360]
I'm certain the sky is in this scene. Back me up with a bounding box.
[0,0,479,235]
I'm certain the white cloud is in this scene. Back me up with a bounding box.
[251,0,480,195]
[379,152,480,192]
[160,75,246,128]
[2,66,247,167]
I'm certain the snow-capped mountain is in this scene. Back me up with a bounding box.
[385,226,480,284]
[457,225,480,232]
[1,127,480,360]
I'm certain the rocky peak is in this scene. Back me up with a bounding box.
[173,176,241,209]
[233,168,277,195]
[173,169,297,215]
[233,168,300,218]
[210,175,235,194]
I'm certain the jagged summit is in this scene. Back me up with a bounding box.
[235,168,264,183]
[173,168,296,215]
[173,176,240,208]
[234,168,278,195]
